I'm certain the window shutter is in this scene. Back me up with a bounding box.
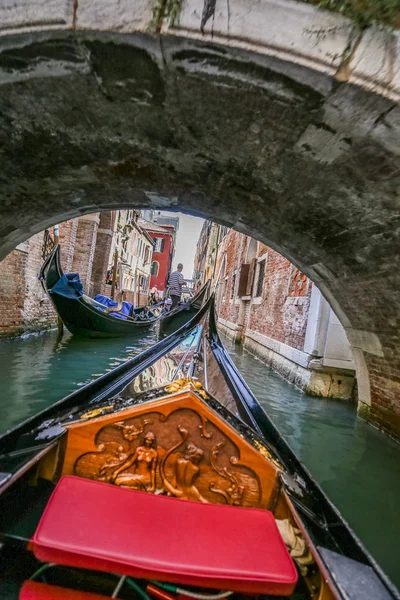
[246,258,257,296]
[160,238,165,252]
[238,263,250,297]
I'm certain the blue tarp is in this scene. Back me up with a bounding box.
[94,295,133,320]
[50,273,83,299]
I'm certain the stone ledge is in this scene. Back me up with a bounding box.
[246,328,311,368]
[0,0,74,36]
[164,0,399,102]
[218,317,240,332]
[75,0,153,33]
[1,0,398,101]
[345,328,384,357]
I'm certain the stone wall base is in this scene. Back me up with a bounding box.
[217,319,243,343]
[218,318,355,400]
[0,320,58,339]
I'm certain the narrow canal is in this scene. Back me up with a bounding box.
[0,328,399,590]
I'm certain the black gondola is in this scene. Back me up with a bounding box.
[0,298,398,600]
[38,245,209,338]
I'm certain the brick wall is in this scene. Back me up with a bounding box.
[59,218,79,271]
[0,231,59,337]
[218,230,247,326]
[22,233,57,333]
[0,215,107,337]
[0,249,26,336]
[217,231,311,351]
[363,353,400,439]
[249,244,311,351]
[91,212,113,297]
[71,215,100,294]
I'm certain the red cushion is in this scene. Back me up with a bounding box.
[32,476,297,596]
[20,580,109,599]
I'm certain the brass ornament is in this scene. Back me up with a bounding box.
[254,440,283,470]
[80,406,114,420]
[165,377,209,400]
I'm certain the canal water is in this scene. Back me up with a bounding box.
[0,328,399,590]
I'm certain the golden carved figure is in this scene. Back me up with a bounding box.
[110,431,158,493]
[172,443,206,502]
[159,427,207,503]
[209,441,245,506]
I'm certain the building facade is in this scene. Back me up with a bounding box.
[193,220,212,287]
[107,210,154,306]
[141,209,180,238]
[0,209,155,337]
[0,212,114,337]
[195,224,356,400]
[138,219,175,295]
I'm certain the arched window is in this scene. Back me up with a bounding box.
[151,261,159,276]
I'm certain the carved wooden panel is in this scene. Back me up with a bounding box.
[62,391,278,508]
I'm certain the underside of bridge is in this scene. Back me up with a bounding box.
[0,16,399,438]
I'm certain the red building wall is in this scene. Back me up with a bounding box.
[148,231,173,292]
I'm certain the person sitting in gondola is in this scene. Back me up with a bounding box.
[163,297,173,313]
[149,286,160,306]
[111,431,158,493]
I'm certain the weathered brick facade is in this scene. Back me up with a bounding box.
[248,245,311,351]
[214,229,355,400]
[22,234,58,333]
[71,215,100,295]
[0,213,113,338]
[91,212,113,298]
[0,249,27,337]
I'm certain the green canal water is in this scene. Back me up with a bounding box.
[0,329,399,590]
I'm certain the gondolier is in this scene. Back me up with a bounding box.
[168,263,184,309]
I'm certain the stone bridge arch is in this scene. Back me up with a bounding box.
[0,0,399,437]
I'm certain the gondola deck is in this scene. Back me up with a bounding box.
[0,299,398,600]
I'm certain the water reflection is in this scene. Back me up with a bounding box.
[0,329,158,434]
[122,327,202,396]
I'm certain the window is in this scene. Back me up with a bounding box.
[223,278,228,299]
[144,246,150,264]
[255,259,266,297]
[151,261,159,276]
[154,237,165,253]
[230,274,236,300]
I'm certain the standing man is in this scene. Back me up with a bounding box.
[168,263,184,309]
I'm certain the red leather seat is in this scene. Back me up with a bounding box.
[32,476,297,596]
[20,580,109,599]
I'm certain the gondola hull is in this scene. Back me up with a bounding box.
[0,298,398,600]
[39,245,209,338]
